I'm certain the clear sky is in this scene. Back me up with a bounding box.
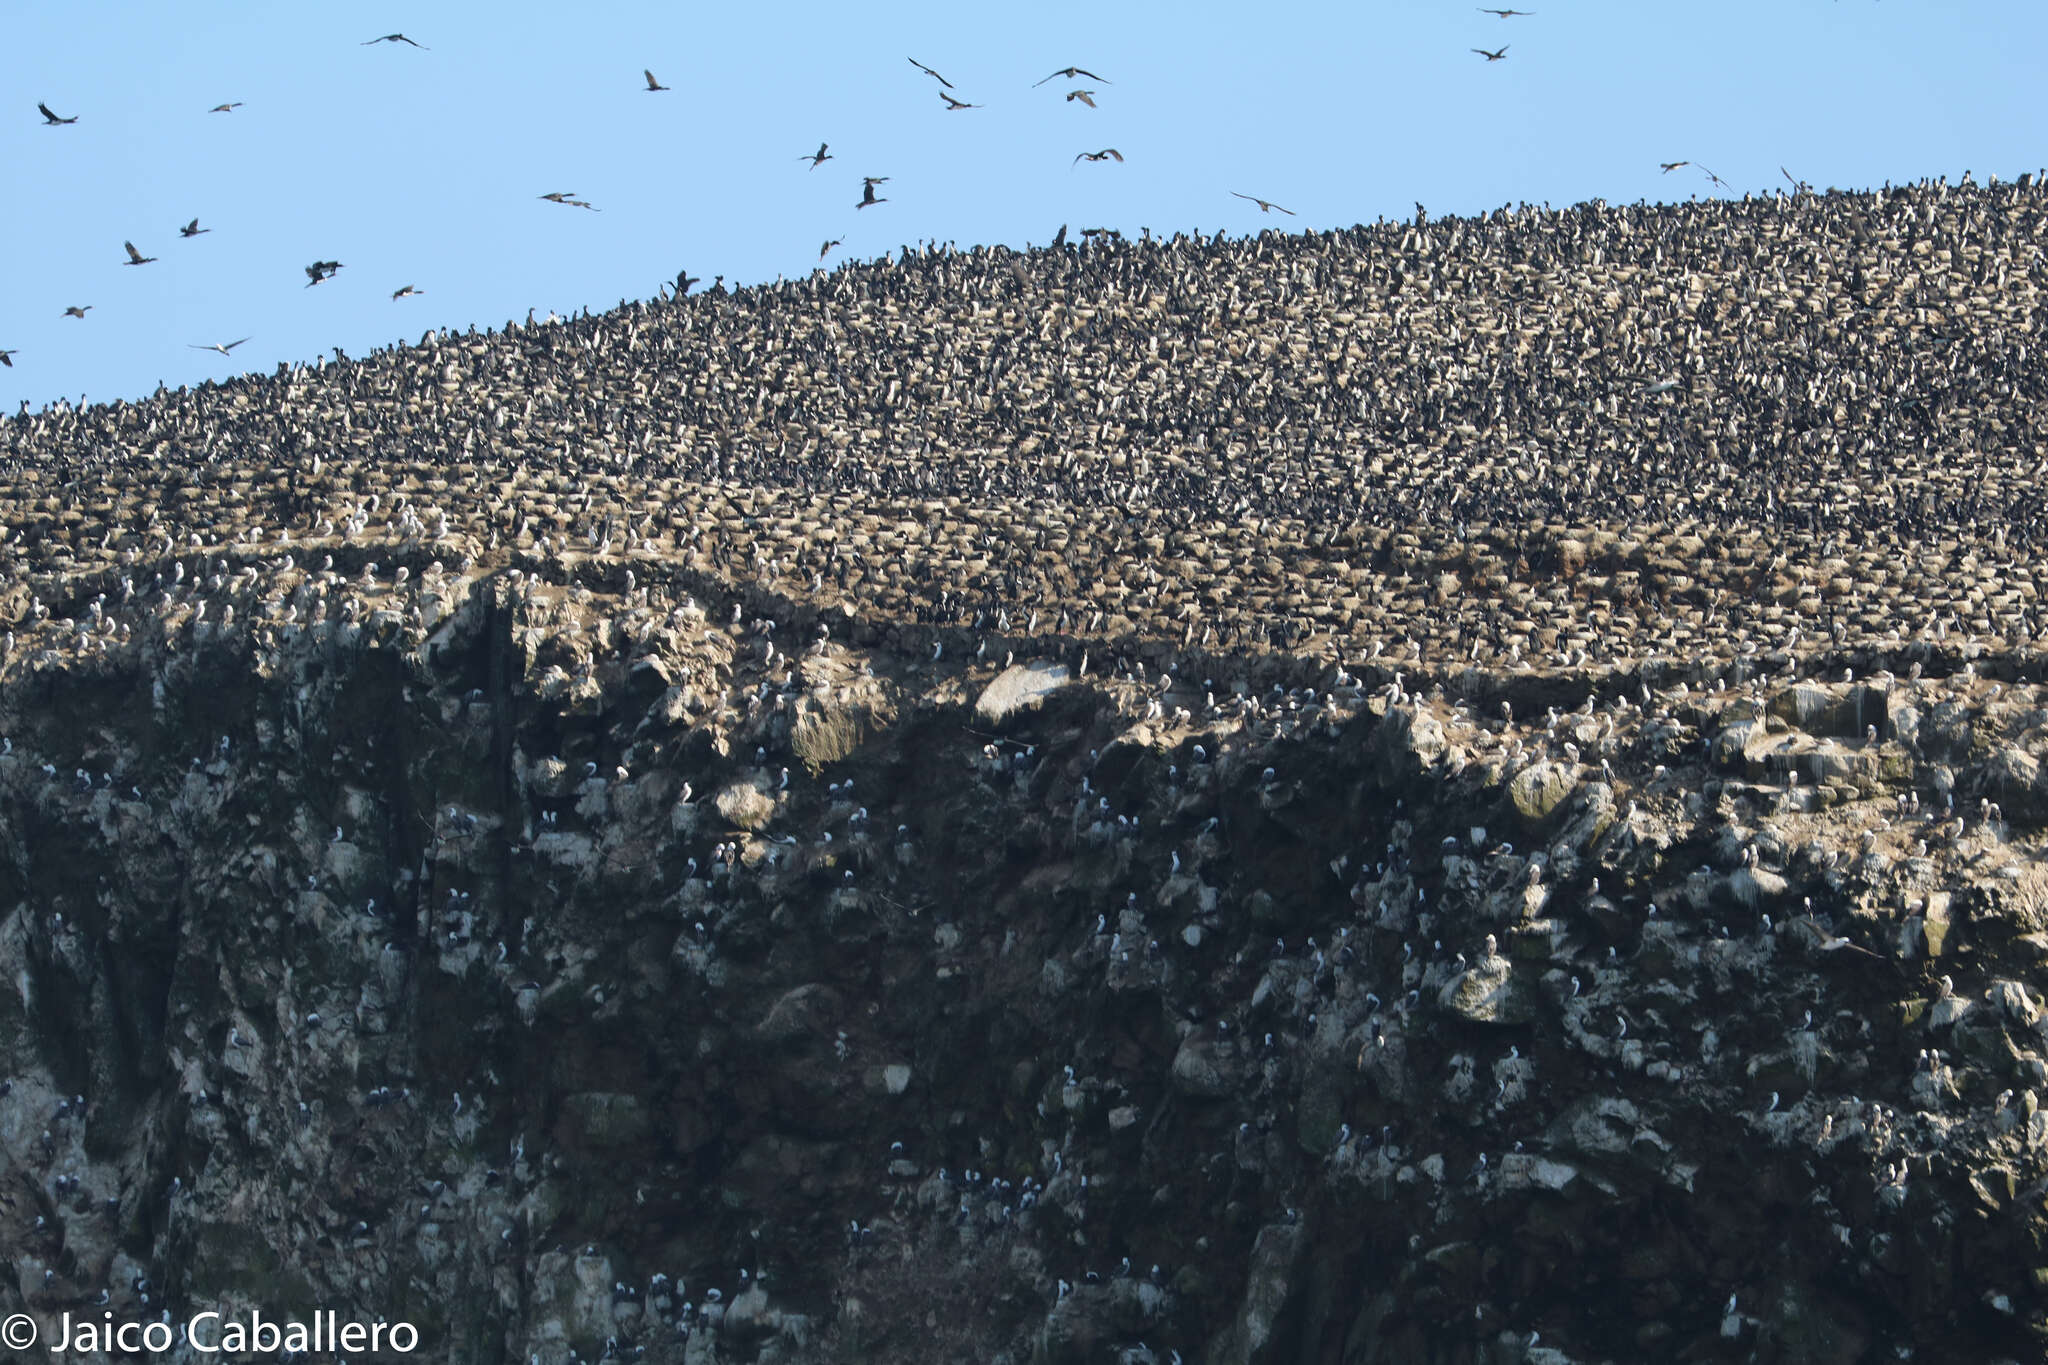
[4,1,2044,413]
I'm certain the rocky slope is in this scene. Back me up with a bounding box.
[5,566,2048,1363]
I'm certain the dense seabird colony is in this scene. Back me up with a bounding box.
[2,174,2045,683]
[5,178,2048,1362]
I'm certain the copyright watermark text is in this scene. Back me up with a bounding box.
[4,1308,420,1355]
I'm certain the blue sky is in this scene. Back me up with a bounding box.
[4,1,2044,411]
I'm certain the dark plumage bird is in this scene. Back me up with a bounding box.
[362,33,426,47]
[62,306,92,319]
[179,218,211,238]
[858,178,889,209]
[188,338,250,356]
[819,239,843,260]
[208,102,243,113]
[122,241,158,266]
[907,58,953,88]
[675,270,701,295]
[304,260,343,287]
[1065,90,1097,108]
[643,69,669,92]
[38,103,78,125]
[0,349,14,368]
[1477,7,1534,15]
[800,142,832,169]
[538,191,599,211]
[1473,45,1509,60]
[1074,148,1123,164]
[940,92,981,110]
[1035,67,1110,86]
[1660,161,1690,173]
[392,285,423,300]
[1231,192,1294,215]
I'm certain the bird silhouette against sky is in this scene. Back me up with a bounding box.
[799,142,832,169]
[188,338,249,356]
[907,58,952,88]
[1065,90,1097,108]
[539,192,599,211]
[37,102,78,125]
[940,93,981,110]
[1473,45,1509,61]
[178,219,210,238]
[1035,67,1110,86]
[362,33,426,48]
[1231,192,1294,215]
[122,241,158,266]
[858,178,889,209]
[643,69,669,91]
[392,285,424,300]
[1074,148,1123,164]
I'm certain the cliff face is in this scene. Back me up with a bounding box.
[6,565,2048,1364]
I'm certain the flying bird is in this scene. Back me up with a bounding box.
[0,350,14,368]
[538,191,599,210]
[1660,161,1690,172]
[189,338,250,356]
[1065,90,1097,108]
[1477,7,1534,15]
[907,58,953,88]
[304,260,343,287]
[643,69,669,92]
[799,142,832,169]
[819,238,842,260]
[62,306,92,318]
[122,241,158,266]
[1231,191,1294,215]
[362,33,426,47]
[208,102,243,113]
[392,285,424,300]
[674,269,701,295]
[1074,148,1123,164]
[37,103,78,125]
[940,93,981,110]
[858,178,889,209]
[179,218,211,238]
[1035,67,1110,86]
[1782,165,1812,194]
[1472,45,1509,60]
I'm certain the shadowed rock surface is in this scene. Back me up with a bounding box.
[4,177,2048,1363]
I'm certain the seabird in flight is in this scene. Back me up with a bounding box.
[818,238,842,260]
[1074,148,1123,164]
[799,142,832,169]
[907,57,953,88]
[122,241,158,266]
[392,284,424,300]
[362,33,427,48]
[940,92,981,110]
[208,102,243,113]
[1477,7,1535,15]
[1231,191,1294,215]
[0,350,14,367]
[1065,90,1097,108]
[38,103,79,125]
[62,306,92,318]
[538,191,599,210]
[189,338,250,356]
[304,260,343,286]
[1472,45,1509,61]
[643,69,669,91]
[1035,67,1110,86]
[178,218,211,237]
[858,177,889,209]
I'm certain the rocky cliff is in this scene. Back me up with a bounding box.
[6,567,2048,1363]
